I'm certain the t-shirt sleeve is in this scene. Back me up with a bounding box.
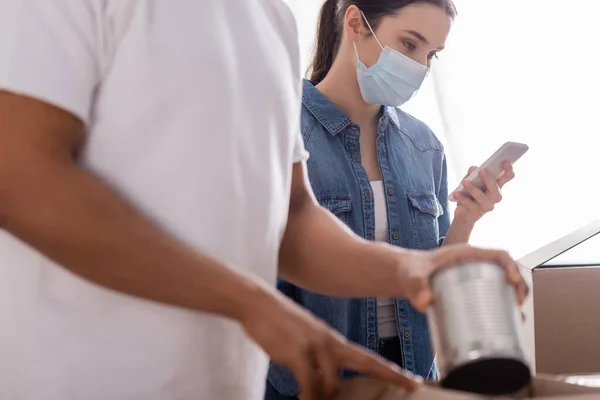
[274,1,309,164]
[0,0,103,124]
[292,128,309,163]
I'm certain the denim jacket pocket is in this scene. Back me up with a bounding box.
[316,195,352,226]
[407,193,443,250]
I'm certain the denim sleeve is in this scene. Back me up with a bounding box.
[437,154,451,246]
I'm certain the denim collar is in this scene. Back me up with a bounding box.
[301,79,400,135]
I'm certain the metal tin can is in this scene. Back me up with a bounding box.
[427,261,531,395]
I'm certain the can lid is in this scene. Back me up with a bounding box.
[428,261,503,283]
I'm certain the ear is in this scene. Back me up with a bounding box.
[343,5,365,42]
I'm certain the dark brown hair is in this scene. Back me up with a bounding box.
[309,0,457,84]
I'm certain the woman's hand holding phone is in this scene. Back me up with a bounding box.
[452,162,515,225]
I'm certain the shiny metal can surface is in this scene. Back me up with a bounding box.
[427,261,531,395]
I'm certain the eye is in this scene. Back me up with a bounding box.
[428,52,439,60]
[402,40,417,52]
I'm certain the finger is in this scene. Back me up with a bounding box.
[484,249,519,281]
[464,166,478,179]
[295,353,320,400]
[453,191,478,213]
[462,180,494,212]
[484,250,530,305]
[479,169,502,203]
[314,345,341,398]
[515,279,530,305]
[451,188,473,202]
[452,192,481,225]
[411,286,434,313]
[337,342,422,390]
[497,162,515,189]
[473,249,530,305]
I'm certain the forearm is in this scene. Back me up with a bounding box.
[441,218,475,246]
[279,201,410,298]
[0,158,269,320]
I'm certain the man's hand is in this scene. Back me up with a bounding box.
[240,291,421,400]
[401,245,529,313]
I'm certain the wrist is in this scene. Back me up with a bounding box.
[233,278,277,324]
[451,214,477,230]
[393,248,422,297]
[443,218,476,245]
[361,242,409,298]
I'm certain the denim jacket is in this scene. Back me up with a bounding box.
[266,80,451,398]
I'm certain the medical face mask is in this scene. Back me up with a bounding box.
[354,11,430,107]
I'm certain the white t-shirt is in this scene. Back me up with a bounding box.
[371,181,398,339]
[0,1,307,399]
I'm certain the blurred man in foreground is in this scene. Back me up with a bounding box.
[0,1,527,399]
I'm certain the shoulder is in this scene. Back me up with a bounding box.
[265,0,299,35]
[0,0,115,123]
[392,108,444,153]
[263,1,301,63]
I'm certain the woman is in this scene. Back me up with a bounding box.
[266,0,516,398]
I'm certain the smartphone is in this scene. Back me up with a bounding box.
[448,141,529,202]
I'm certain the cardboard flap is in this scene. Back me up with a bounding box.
[517,220,600,271]
[330,379,478,400]
[530,375,600,398]
[331,376,600,400]
[560,375,600,389]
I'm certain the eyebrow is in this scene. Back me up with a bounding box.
[403,30,445,50]
[404,30,429,44]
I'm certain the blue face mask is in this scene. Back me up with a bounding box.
[355,11,430,107]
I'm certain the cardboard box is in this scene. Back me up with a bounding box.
[517,220,600,375]
[331,375,600,400]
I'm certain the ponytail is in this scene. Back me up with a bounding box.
[309,0,340,84]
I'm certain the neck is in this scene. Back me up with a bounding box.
[315,60,381,127]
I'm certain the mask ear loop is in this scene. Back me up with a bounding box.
[354,10,384,63]
[360,10,384,50]
[353,42,361,61]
